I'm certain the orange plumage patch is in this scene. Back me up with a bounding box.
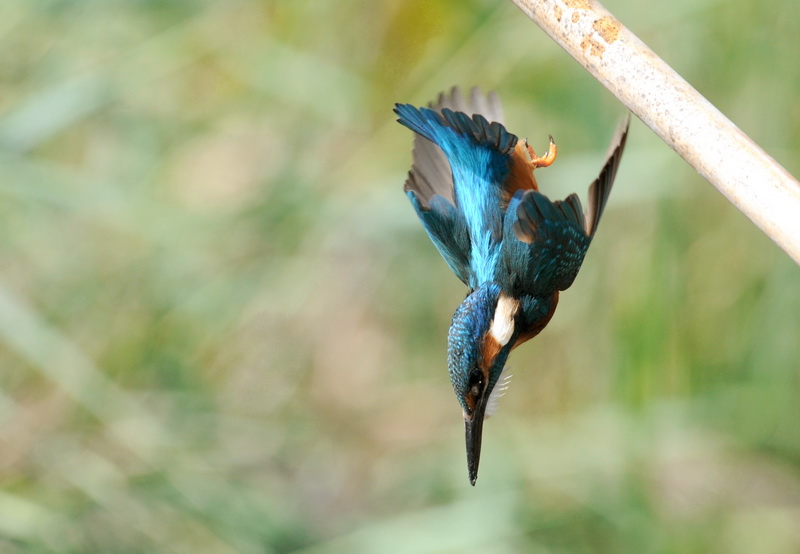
[480,334,503,374]
[503,136,558,207]
[506,141,539,197]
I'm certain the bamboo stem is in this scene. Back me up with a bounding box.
[510,0,800,265]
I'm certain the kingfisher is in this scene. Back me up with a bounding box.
[394,87,628,485]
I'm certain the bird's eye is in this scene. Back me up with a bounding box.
[467,369,484,396]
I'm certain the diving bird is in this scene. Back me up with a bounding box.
[394,87,628,485]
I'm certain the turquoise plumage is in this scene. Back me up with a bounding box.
[395,87,629,485]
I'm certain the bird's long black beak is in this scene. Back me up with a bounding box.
[465,395,488,486]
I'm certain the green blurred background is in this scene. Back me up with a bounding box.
[1,0,799,552]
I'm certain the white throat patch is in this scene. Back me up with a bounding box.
[486,369,512,419]
[489,294,518,347]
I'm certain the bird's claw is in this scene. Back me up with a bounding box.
[525,135,557,169]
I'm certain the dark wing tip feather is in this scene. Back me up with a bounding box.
[556,194,586,229]
[397,103,517,154]
[396,87,511,207]
[512,190,586,243]
[394,104,447,143]
[585,115,630,236]
[429,86,505,125]
[438,107,517,155]
[513,190,548,244]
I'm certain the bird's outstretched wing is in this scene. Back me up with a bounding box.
[500,118,629,295]
[403,87,506,208]
[407,191,472,285]
[394,104,517,181]
[395,87,518,286]
[583,116,630,237]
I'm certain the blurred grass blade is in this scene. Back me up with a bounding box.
[0,279,168,459]
[0,74,110,154]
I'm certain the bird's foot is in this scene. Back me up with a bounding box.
[525,135,557,169]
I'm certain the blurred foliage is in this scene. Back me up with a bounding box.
[0,0,799,552]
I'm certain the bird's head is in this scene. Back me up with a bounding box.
[448,283,519,485]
